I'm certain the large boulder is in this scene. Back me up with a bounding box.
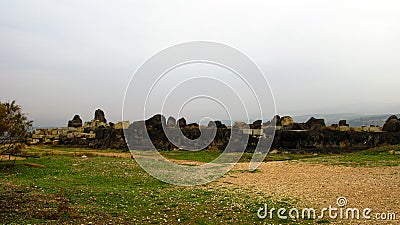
[215,121,227,129]
[233,121,248,129]
[167,116,177,127]
[339,120,349,127]
[387,115,399,121]
[281,116,294,127]
[178,118,187,128]
[251,120,262,129]
[208,121,227,129]
[382,115,400,132]
[114,121,130,130]
[94,109,107,123]
[271,115,281,126]
[83,119,108,131]
[306,117,326,130]
[68,115,83,128]
[145,114,166,129]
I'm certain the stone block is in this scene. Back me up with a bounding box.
[115,121,130,130]
[32,134,44,139]
[339,126,350,132]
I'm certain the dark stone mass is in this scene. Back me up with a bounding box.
[67,115,82,128]
[30,111,400,153]
[383,115,400,132]
[94,109,107,123]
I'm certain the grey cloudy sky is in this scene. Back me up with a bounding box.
[1,0,399,127]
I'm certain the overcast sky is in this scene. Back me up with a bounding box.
[1,0,399,127]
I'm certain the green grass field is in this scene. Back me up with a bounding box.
[1,145,399,224]
[0,153,289,224]
[161,145,400,167]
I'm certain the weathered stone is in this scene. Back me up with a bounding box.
[305,117,326,130]
[271,115,281,126]
[281,116,294,127]
[114,121,130,130]
[145,114,166,129]
[178,118,186,127]
[84,120,108,130]
[269,149,278,154]
[339,120,349,127]
[167,116,176,127]
[68,115,82,128]
[94,109,107,123]
[84,133,96,139]
[251,120,262,129]
[30,139,40,145]
[369,126,382,132]
[263,121,271,126]
[186,123,199,128]
[208,121,227,129]
[252,129,264,136]
[31,134,44,139]
[339,126,351,132]
[29,113,400,153]
[382,115,400,132]
[233,121,248,129]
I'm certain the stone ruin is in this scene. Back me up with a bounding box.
[67,115,82,128]
[94,109,107,123]
[28,110,400,153]
[29,109,127,149]
[382,115,400,132]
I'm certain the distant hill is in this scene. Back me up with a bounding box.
[199,114,400,128]
[293,113,400,127]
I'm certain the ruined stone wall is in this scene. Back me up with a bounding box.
[272,129,400,153]
[28,112,400,153]
[28,121,129,150]
[29,124,400,153]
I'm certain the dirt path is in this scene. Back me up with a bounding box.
[213,161,399,224]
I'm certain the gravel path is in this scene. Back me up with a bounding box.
[214,161,400,224]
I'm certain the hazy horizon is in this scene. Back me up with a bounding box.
[1,0,399,127]
[31,110,400,128]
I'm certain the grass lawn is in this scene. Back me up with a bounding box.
[0,153,292,224]
[161,145,400,167]
[1,145,399,224]
[299,145,400,167]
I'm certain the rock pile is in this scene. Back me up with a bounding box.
[305,117,326,130]
[30,112,400,153]
[68,115,83,128]
[94,109,107,123]
[383,115,400,132]
[29,109,126,149]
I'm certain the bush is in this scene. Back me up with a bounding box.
[0,100,33,161]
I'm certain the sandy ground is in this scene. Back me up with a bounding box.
[213,161,400,224]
